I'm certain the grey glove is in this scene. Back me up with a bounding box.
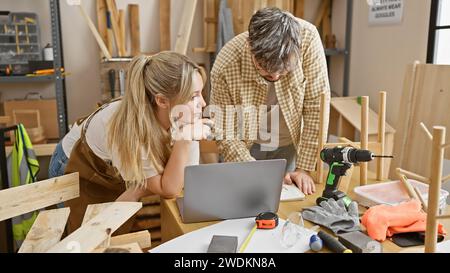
[302,199,360,235]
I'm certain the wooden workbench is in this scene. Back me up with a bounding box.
[160,168,450,253]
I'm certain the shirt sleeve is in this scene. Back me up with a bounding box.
[296,27,331,172]
[210,73,256,163]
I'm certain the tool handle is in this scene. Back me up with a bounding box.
[119,69,125,96]
[318,231,352,253]
[108,69,116,98]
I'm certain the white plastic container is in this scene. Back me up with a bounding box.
[354,180,449,211]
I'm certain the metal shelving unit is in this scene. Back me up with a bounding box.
[0,0,68,137]
[325,0,352,97]
[0,0,67,253]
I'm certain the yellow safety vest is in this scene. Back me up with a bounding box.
[7,124,40,247]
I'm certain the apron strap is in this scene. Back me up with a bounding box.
[81,98,122,139]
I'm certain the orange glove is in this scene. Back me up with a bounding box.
[361,200,446,241]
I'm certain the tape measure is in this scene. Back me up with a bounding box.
[255,212,279,229]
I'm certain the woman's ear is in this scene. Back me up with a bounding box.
[154,94,170,109]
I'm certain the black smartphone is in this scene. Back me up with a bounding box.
[207,235,238,253]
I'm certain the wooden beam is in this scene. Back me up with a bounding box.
[92,242,143,253]
[83,204,152,250]
[377,91,387,180]
[105,0,125,57]
[413,186,428,212]
[118,9,126,55]
[396,168,431,184]
[443,174,450,183]
[129,4,141,56]
[0,116,10,124]
[435,214,450,220]
[5,143,56,157]
[160,0,171,51]
[317,93,327,184]
[360,96,369,185]
[398,174,419,201]
[0,173,79,222]
[82,203,113,225]
[420,122,433,141]
[110,230,151,249]
[425,127,446,253]
[314,0,329,27]
[96,0,108,59]
[47,202,142,253]
[77,2,112,59]
[18,208,70,253]
[174,0,198,54]
[294,0,305,18]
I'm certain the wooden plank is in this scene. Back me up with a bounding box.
[294,0,304,18]
[317,93,327,184]
[105,0,125,57]
[47,202,142,253]
[242,0,255,34]
[402,65,450,177]
[425,127,446,253]
[109,230,151,249]
[129,4,141,56]
[118,9,126,55]
[150,229,161,241]
[205,0,218,52]
[18,208,70,253]
[174,0,198,54]
[132,217,161,231]
[322,0,331,42]
[136,205,161,218]
[140,195,160,205]
[331,98,396,134]
[5,143,56,157]
[0,116,10,124]
[92,243,143,253]
[160,0,171,51]
[377,91,387,180]
[81,203,113,225]
[77,3,112,59]
[360,97,369,185]
[314,0,328,27]
[229,0,244,35]
[390,62,420,178]
[82,203,152,249]
[96,0,108,58]
[0,173,79,222]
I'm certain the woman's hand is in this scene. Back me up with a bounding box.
[172,118,214,141]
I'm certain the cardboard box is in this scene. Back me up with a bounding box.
[3,99,59,139]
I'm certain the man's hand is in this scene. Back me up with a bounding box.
[284,169,316,195]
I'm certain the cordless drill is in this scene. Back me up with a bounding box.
[317,147,383,207]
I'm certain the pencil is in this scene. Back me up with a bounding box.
[239,224,257,253]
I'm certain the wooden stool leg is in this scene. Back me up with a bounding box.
[425,127,446,253]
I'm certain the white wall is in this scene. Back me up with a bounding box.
[0,0,434,128]
[348,0,432,126]
[0,0,206,124]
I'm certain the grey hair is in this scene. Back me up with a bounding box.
[248,7,301,74]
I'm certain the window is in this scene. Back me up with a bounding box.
[428,0,450,64]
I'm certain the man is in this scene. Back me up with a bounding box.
[210,7,330,195]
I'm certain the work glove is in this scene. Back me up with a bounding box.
[302,199,361,235]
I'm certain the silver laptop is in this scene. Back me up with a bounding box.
[177,159,286,223]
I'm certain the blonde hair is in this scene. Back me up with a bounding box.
[108,51,205,187]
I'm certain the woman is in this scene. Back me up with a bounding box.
[62,52,212,232]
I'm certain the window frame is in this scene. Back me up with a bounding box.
[427,0,450,63]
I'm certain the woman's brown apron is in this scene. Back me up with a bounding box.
[64,101,135,234]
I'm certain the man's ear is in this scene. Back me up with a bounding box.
[154,94,170,109]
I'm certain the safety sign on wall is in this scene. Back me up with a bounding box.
[368,0,404,26]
